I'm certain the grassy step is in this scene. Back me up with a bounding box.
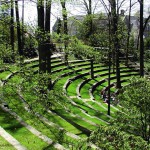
[2,89,69,147]
[53,69,90,88]
[45,110,87,137]
[21,86,108,137]
[93,73,139,102]
[61,98,108,125]
[19,88,92,140]
[21,93,87,138]
[0,107,49,150]
[72,98,112,122]
[71,98,110,122]
[64,67,116,96]
[0,71,11,81]
[53,109,92,136]
[24,58,62,69]
[67,68,136,98]
[53,74,111,126]
[80,75,111,99]
[86,100,118,114]
[91,72,139,97]
[0,57,141,149]
[0,135,16,150]
[19,89,96,139]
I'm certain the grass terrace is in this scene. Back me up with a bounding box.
[0,53,141,149]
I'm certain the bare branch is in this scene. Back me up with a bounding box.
[99,0,110,13]
[143,15,150,31]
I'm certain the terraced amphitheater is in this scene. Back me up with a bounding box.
[0,53,143,149]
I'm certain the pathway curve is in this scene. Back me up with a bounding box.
[24,53,63,63]
[0,126,27,150]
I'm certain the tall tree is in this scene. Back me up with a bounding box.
[126,0,132,66]
[82,0,93,38]
[37,0,52,75]
[100,0,127,88]
[45,0,52,74]
[108,11,111,116]
[139,0,144,76]
[10,0,14,61]
[37,0,46,72]
[110,0,121,88]
[15,0,23,57]
[60,0,68,35]
[21,0,24,57]
[60,0,69,65]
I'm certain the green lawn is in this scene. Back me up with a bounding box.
[0,108,49,150]
[0,57,141,149]
[0,136,16,150]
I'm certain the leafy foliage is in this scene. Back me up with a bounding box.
[67,37,105,62]
[77,14,109,47]
[23,26,38,58]
[89,125,150,150]
[112,77,150,142]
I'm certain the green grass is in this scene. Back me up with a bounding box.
[3,94,73,148]
[0,136,16,150]
[80,76,106,99]
[72,98,111,122]
[0,71,12,80]
[87,101,108,113]
[0,57,141,149]
[55,108,97,131]
[44,111,86,136]
[6,82,87,141]
[0,108,49,150]
[70,102,107,126]
[87,100,119,116]
[9,74,22,83]
[67,78,88,96]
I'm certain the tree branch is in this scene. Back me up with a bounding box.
[143,15,150,32]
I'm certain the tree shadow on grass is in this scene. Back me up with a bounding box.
[43,143,57,150]
[52,110,91,136]
[0,108,24,132]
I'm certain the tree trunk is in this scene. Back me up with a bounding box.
[61,0,68,65]
[10,0,14,61]
[45,0,52,73]
[126,0,131,66]
[110,0,121,88]
[108,12,111,116]
[137,32,140,50]
[22,0,24,56]
[15,0,23,57]
[61,1,68,35]
[57,18,62,34]
[83,0,93,39]
[88,0,93,38]
[139,0,144,77]
[37,0,46,73]
[90,59,94,79]
[45,0,52,89]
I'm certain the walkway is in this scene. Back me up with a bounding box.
[0,126,27,150]
[24,53,63,63]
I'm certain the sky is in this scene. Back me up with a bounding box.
[18,0,150,31]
